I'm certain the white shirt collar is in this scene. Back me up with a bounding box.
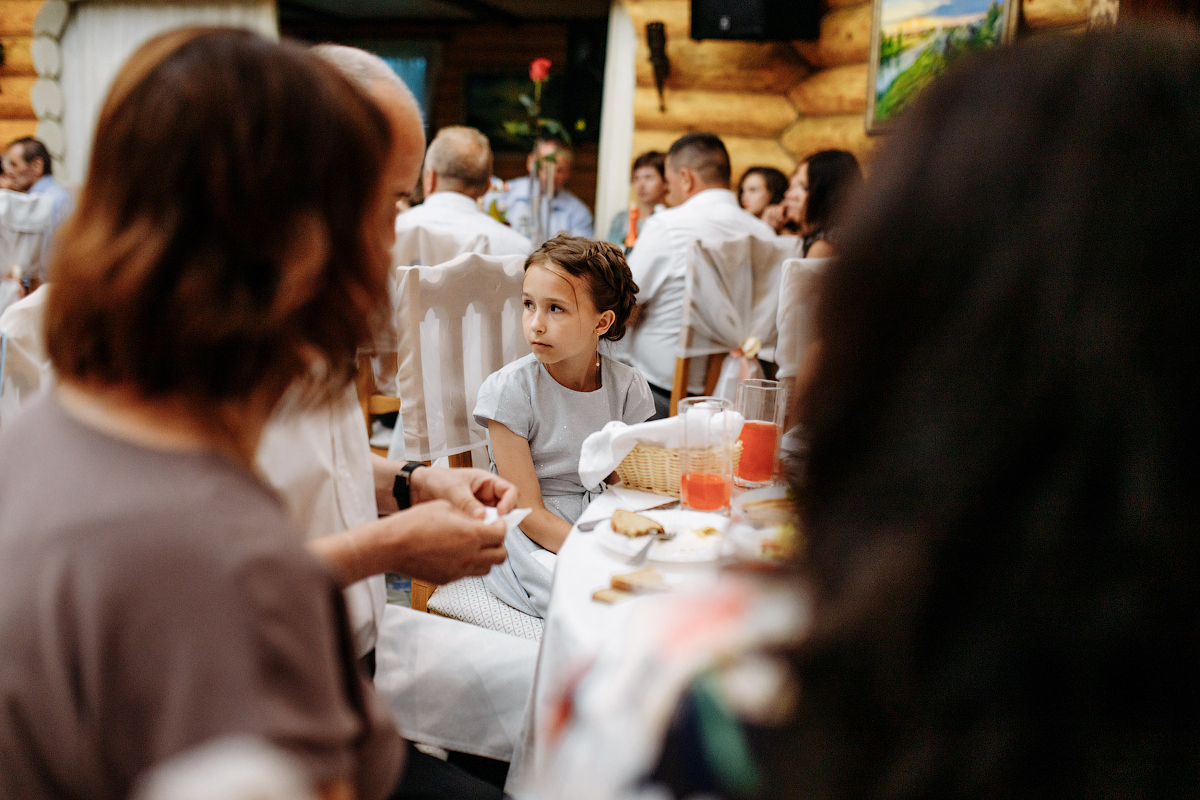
[677,187,739,210]
[422,191,483,214]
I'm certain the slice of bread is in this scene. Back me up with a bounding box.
[611,508,664,538]
[592,587,635,604]
[611,567,668,593]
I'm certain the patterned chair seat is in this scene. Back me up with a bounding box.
[427,576,544,642]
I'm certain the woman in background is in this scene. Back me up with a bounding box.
[536,26,1200,800]
[606,150,668,248]
[737,166,788,220]
[782,148,862,256]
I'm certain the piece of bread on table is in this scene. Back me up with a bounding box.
[592,587,635,604]
[611,567,668,593]
[611,508,664,538]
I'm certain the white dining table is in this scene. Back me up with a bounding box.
[503,487,729,798]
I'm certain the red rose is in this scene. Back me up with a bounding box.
[530,58,551,82]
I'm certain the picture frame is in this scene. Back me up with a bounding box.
[865,0,1020,134]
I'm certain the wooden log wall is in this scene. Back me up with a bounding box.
[625,0,1100,186]
[0,0,41,146]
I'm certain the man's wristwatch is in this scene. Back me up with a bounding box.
[391,462,425,511]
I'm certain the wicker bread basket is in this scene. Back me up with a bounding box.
[614,442,743,497]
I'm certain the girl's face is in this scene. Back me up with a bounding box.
[740,173,771,217]
[783,163,810,229]
[522,263,614,369]
[632,166,666,208]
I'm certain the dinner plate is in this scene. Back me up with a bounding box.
[596,509,730,564]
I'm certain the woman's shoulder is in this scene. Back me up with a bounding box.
[603,355,651,391]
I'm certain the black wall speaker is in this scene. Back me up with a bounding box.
[691,0,821,42]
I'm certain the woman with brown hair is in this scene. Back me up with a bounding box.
[0,27,503,800]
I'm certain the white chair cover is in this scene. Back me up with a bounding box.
[374,604,539,762]
[0,285,52,430]
[387,251,530,463]
[374,228,493,398]
[679,234,802,401]
[774,257,828,380]
[0,190,54,284]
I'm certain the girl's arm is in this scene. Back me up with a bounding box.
[488,419,572,553]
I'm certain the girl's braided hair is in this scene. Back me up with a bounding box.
[525,234,640,341]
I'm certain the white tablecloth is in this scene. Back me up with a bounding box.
[504,489,724,797]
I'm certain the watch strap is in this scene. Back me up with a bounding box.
[391,462,424,511]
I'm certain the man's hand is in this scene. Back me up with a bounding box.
[308,500,507,587]
[761,203,788,233]
[368,500,507,584]
[409,466,518,518]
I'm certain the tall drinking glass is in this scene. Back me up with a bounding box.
[734,378,787,488]
[678,397,735,513]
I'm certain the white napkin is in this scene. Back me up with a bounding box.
[483,506,531,528]
[577,412,744,491]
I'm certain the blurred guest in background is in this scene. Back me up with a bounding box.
[782,149,862,257]
[538,26,1200,799]
[396,125,532,256]
[605,150,668,248]
[2,138,73,233]
[622,132,775,418]
[489,134,593,239]
[737,165,788,220]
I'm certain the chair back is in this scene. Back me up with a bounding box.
[391,251,529,462]
[671,234,802,408]
[0,190,54,284]
[373,226,494,397]
[774,257,827,380]
[0,285,52,430]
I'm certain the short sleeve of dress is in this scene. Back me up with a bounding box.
[473,363,535,440]
[622,369,656,425]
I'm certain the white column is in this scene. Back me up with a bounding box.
[593,0,636,242]
[59,1,279,188]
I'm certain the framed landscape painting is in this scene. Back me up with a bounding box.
[866,0,1019,133]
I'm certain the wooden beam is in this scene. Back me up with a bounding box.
[779,114,878,165]
[0,76,36,120]
[792,3,872,69]
[788,64,869,116]
[0,1,41,37]
[0,118,37,145]
[1024,0,1091,27]
[635,87,799,139]
[0,36,35,77]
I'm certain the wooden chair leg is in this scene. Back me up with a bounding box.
[703,353,727,396]
[411,579,436,613]
[447,451,473,469]
[669,357,690,417]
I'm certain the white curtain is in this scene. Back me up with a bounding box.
[59,1,278,187]
[594,1,636,237]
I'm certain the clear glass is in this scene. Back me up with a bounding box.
[678,396,734,513]
[734,378,787,488]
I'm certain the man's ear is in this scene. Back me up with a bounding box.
[594,309,616,337]
[422,166,436,197]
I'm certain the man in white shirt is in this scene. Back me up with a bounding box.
[397,126,532,257]
[487,136,594,240]
[623,132,777,418]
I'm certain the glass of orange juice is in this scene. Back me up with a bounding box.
[678,397,735,513]
[734,379,787,488]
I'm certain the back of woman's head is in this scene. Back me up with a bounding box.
[789,27,1200,799]
[802,149,862,232]
[47,27,392,406]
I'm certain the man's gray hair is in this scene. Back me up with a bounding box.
[311,44,420,116]
[425,126,493,193]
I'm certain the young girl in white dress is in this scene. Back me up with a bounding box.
[474,235,655,618]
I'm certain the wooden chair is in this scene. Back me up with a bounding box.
[389,251,529,614]
[668,234,802,414]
